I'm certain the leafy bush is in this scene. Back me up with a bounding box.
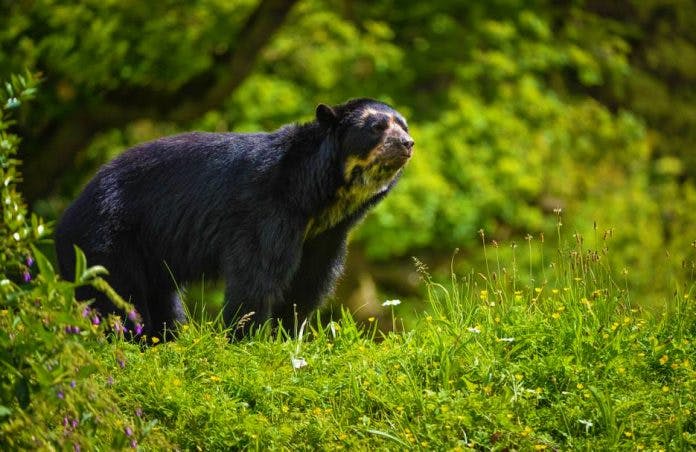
[0,74,167,450]
[351,8,688,298]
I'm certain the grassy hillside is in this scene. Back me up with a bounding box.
[3,232,694,450]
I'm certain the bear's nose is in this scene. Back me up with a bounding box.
[401,137,415,153]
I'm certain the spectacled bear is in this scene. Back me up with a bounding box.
[55,98,414,338]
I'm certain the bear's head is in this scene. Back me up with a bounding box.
[315,98,414,191]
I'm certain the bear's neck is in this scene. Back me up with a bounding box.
[281,122,344,216]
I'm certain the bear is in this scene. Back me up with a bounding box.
[55,98,414,338]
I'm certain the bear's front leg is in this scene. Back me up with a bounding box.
[221,214,304,337]
[223,278,286,338]
[277,227,349,330]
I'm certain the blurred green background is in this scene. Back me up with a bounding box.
[2,0,695,319]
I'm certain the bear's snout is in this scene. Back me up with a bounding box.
[383,131,414,162]
[400,136,415,155]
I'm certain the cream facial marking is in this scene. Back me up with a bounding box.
[304,164,394,240]
[306,147,399,239]
[343,144,382,182]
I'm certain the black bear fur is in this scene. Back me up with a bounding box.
[55,98,414,338]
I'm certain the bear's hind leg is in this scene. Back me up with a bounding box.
[140,265,187,339]
[148,290,187,340]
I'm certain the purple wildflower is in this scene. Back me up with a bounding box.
[71,418,78,428]
[82,307,90,318]
[57,390,65,400]
[130,439,137,449]
[106,375,114,386]
[73,443,81,452]
[117,358,126,369]
[26,255,34,267]
[124,426,133,437]
[71,326,80,334]
[134,323,144,335]
[22,271,31,283]
[63,416,69,427]
[70,380,76,389]
[135,407,143,418]
[91,315,101,326]
[128,310,139,322]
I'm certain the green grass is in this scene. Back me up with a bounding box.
[87,240,695,450]
[2,230,695,450]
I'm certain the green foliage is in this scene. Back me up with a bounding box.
[4,0,693,299]
[0,72,43,273]
[0,75,167,450]
[2,0,256,90]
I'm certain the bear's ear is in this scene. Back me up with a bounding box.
[315,104,338,126]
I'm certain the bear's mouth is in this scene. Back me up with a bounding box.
[377,142,413,172]
[343,138,413,188]
[347,153,405,183]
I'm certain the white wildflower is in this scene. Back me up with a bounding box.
[328,321,339,338]
[291,357,308,369]
[578,419,593,433]
[467,327,481,334]
[382,299,401,307]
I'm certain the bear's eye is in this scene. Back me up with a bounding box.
[371,120,388,134]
